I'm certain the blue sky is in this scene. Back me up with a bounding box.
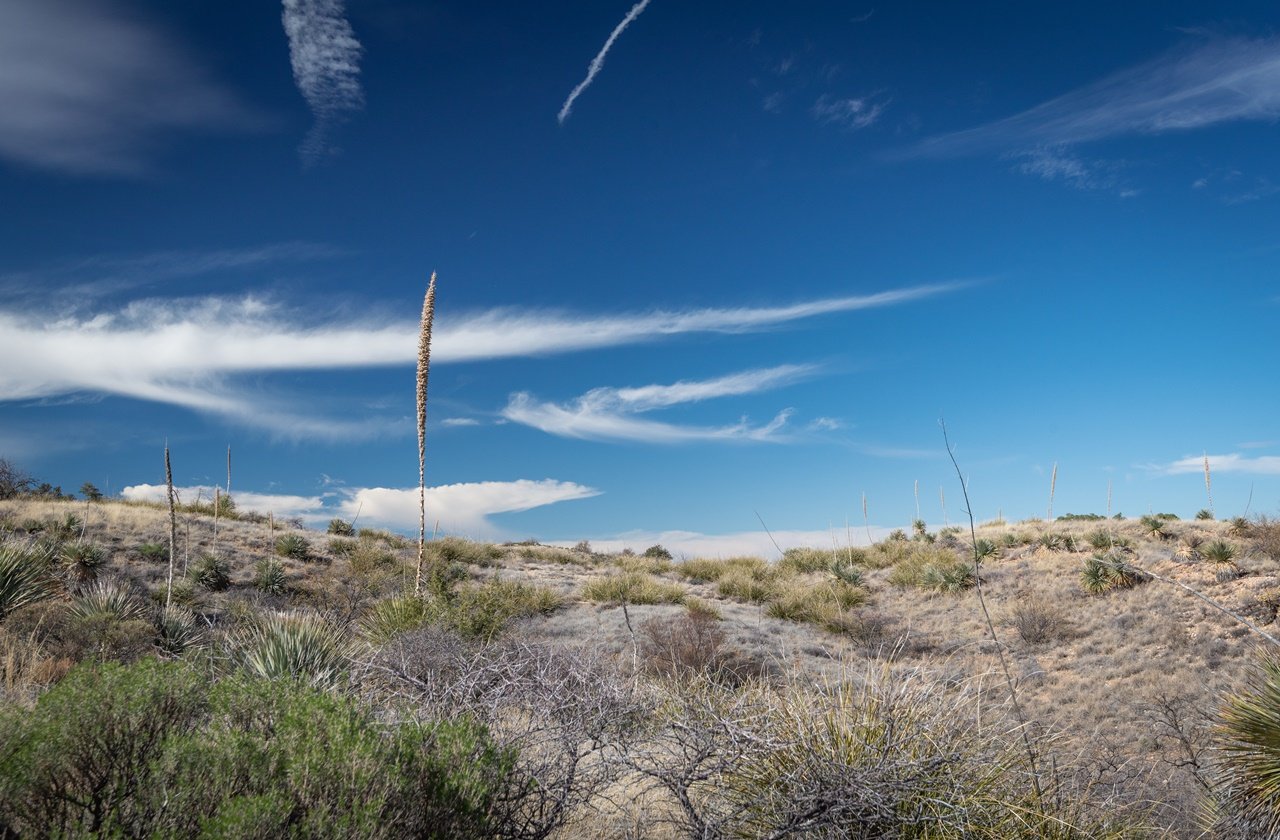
[3,0,1280,555]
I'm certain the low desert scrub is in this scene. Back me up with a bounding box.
[631,665,1137,838]
[327,517,356,536]
[347,541,400,578]
[860,539,912,569]
[1248,515,1280,562]
[365,579,564,645]
[513,543,590,566]
[134,541,167,562]
[357,528,411,549]
[1006,593,1070,645]
[583,572,686,606]
[683,595,722,621]
[639,611,730,680]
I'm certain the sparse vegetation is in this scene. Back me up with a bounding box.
[274,533,310,560]
[583,572,686,606]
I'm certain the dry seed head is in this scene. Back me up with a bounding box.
[416,272,437,595]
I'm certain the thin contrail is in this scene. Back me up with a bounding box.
[558,0,652,124]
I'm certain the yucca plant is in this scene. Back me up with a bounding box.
[191,553,231,591]
[972,538,999,561]
[274,533,310,560]
[1079,558,1111,595]
[0,542,54,619]
[49,512,82,540]
[60,541,107,584]
[1230,516,1254,537]
[921,561,975,594]
[1203,539,1239,566]
[254,557,287,595]
[136,541,167,562]
[1140,515,1167,539]
[68,580,149,623]
[238,611,351,687]
[360,594,430,645]
[831,556,864,586]
[154,604,206,657]
[1218,654,1280,835]
[1080,553,1145,595]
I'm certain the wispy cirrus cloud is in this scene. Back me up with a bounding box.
[121,478,599,537]
[281,0,364,164]
[1154,453,1280,476]
[812,95,886,130]
[0,0,258,175]
[909,35,1280,159]
[0,281,961,437]
[558,0,652,124]
[502,365,814,444]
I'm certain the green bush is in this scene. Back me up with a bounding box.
[0,659,512,839]
[643,544,673,561]
[136,542,167,562]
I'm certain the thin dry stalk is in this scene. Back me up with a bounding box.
[862,492,870,544]
[1106,479,1113,518]
[939,485,947,526]
[226,444,232,498]
[941,419,1044,806]
[913,479,920,521]
[1204,452,1214,518]
[414,272,437,596]
[213,486,220,543]
[165,444,177,609]
[1047,462,1058,521]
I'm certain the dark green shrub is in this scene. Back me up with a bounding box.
[0,660,512,839]
[643,544,673,561]
[136,542,167,562]
[1196,509,1215,521]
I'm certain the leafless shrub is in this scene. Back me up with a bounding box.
[1007,593,1070,645]
[1249,515,1280,563]
[358,627,647,840]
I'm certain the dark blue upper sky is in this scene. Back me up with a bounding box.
[3,0,1279,553]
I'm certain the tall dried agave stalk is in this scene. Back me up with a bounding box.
[1204,452,1214,517]
[913,480,920,521]
[862,492,871,544]
[214,486,221,543]
[1047,462,1058,521]
[939,486,947,526]
[165,444,177,609]
[414,273,438,596]
[226,445,232,498]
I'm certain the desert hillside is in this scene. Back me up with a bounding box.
[2,493,1278,837]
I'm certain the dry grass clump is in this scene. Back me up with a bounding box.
[886,544,974,593]
[582,572,686,606]
[860,539,912,569]
[716,567,781,604]
[778,546,842,575]
[765,579,868,631]
[430,536,504,568]
[614,553,671,575]
[675,555,767,583]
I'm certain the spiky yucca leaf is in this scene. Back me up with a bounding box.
[1080,557,1111,595]
[238,611,351,687]
[1203,540,1238,565]
[60,541,107,584]
[0,542,54,619]
[69,580,148,623]
[191,553,231,591]
[154,605,206,657]
[254,558,287,595]
[1218,656,1280,835]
